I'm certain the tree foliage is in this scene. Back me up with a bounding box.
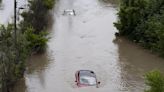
[20,0,55,52]
[115,0,164,56]
[25,27,48,53]
[0,0,55,91]
[0,24,28,92]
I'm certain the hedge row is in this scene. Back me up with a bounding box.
[0,0,55,91]
[115,0,164,56]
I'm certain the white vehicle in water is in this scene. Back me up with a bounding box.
[75,70,100,88]
[63,9,76,16]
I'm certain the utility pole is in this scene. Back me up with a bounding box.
[14,0,17,46]
[14,0,18,65]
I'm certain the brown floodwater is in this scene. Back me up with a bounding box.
[9,0,164,92]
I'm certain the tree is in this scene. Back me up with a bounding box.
[0,24,28,92]
[114,0,164,56]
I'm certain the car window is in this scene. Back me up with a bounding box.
[79,76,97,86]
[79,70,96,77]
[63,10,75,16]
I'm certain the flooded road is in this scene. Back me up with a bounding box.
[12,0,164,92]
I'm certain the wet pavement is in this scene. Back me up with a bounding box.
[2,0,164,92]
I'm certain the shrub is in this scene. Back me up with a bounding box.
[0,0,55,91]
[20,0,55,53]
[25,27,48,53]
[43,0,55,9]
[115,0,164,56]
[0,24,28,92]
[145,70,164,92]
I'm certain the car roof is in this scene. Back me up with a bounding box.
[79,70,96,77]
[64,9,75,12]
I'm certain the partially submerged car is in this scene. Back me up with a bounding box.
[75,70,100,88]
[63,9,76,16]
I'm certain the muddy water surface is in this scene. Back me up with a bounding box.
[12,0,164,92]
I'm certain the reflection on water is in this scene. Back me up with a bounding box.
[99,0,119,5]
[12,78,26,92]
[12,0,164,92]
[13,52,53,92]
[114,37,164,91]
[26,53,50,74]
[26,51,55,91]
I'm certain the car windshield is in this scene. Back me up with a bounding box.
[79,76,97,86]
[63,10,75,15]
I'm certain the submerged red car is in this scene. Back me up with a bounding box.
[75,70,100,88]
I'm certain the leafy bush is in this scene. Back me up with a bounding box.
[0,24,28,92]
[25,27,48,53]
[0,0,55,91]
[43,0,55,9]
[20,0,55,52]
[145,70,164,92]
[22,0,55,32]
[115,0,164,56]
